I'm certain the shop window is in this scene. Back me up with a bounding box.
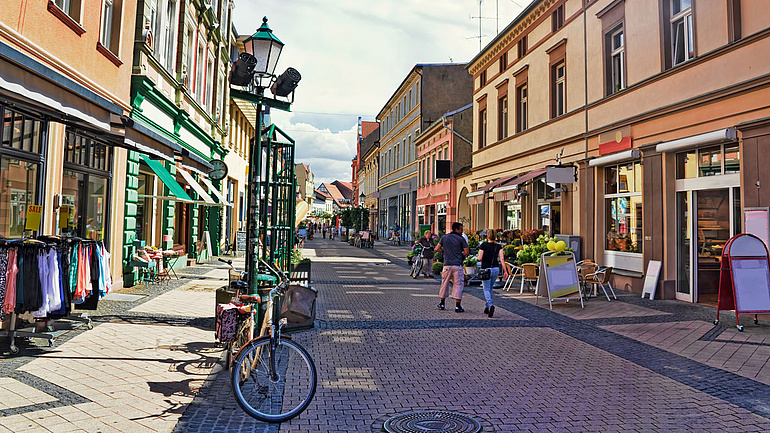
[0,158,41,238]
[59,130,112,241]
[676,143,740,179]
[604,162,642,253]
[0,106,46,237]
[2,109,45,154]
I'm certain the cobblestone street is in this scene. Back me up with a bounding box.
[4,237,770,432]
[174,237,770,432]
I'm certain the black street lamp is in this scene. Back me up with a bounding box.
[359,192,365,231]
[230,17,301,295]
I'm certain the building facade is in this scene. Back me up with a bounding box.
[376,64,473,241]
[125,0,233,277]
[416,104,473,236]
[1,0,139,288]
[358,125,380,233]
[468,0,770,302]
[294,163,314,208]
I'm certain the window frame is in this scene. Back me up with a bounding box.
[604,161,643,253]
[552,4,564,33]
[516,83,528,133]
[669,0,695,67]
[498,95,508,141]
[607,25,625,95]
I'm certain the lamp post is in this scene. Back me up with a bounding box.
[230,17,301,295]
[359,192,365,232]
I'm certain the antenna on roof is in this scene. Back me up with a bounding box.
[469,0,500,51]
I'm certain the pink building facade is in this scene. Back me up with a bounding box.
[416,105,473,235]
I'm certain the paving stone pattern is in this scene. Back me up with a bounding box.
[174,238,770,432]
[0,260,232,432]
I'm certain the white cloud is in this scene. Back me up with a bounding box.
[233,0,526,183]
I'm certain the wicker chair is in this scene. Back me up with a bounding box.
[584,266,615,301]
[521,263,539,294]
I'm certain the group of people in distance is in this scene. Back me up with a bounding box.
[414,222,509,317]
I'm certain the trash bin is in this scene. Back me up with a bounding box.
[555,234,581,262]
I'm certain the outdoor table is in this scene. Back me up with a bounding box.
[162,250,182,280]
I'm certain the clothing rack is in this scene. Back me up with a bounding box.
[0,235,107,354]
[0,237,55,354]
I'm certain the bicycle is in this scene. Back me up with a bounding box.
[410,245,425,279]
[230,260,317,423]
[217,258,257,369]
[390,230,401,246]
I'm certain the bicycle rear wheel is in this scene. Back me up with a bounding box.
[231,336,317,423]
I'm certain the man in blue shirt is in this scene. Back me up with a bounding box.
[435,222,470,312]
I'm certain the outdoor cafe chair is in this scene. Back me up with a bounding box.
[520,263,539,294]
[583,266,615,301]
[503,262,522,291]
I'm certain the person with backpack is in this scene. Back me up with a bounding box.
[477,229,509,318]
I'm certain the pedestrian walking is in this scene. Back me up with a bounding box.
[477,229,509,318]
[435,222,469,312]
[416,229,435,277]
[323,226,326,239]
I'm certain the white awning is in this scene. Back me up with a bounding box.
[588,149,641,167]
[177,168,216,204]
[0,74,111,132]
[655,128,737,153]
[466,190,485,198]
[198,176,232,206]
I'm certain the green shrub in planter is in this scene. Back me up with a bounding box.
[463,256,478,267]
[502,244,518,261]
[434,252,444,263]
[433,261,444,275]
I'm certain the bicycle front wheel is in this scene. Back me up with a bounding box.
[231,336,317,423]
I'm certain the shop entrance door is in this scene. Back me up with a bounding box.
[676,186,741,303]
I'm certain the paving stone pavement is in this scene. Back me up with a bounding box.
[170,237,770,432]
[0,259,234,432]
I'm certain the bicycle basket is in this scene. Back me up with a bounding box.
[280,285,318,323]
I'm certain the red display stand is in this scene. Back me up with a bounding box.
[715,233,770,331]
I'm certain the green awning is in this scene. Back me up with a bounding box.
[140,154,193,202]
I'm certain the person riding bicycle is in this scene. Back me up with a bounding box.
[415,229,435,277]
[391,223,401,244]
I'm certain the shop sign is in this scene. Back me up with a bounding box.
[536,251,584,310]
[546,165,576,184]
[25,205,42,231]
[599,127,633,155]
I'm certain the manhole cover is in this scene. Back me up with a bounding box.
[383,411,481,433]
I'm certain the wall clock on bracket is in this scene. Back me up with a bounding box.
[209,159,228,181]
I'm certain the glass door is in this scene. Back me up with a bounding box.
[696,189,731,305]
[676,191,693,301]
[677,187,741,303]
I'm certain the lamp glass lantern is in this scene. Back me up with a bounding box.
[359,192,365,206]
[243,17,284,80]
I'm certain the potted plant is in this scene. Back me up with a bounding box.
[291,247,312,282]
[463,256,478,275]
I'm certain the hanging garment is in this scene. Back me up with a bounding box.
[0,249,8,321]
[100,243,112,296]
[49,249,68,317]
[19,247,43,313]
[34,249,62,318]
[73,244,86,304]
[76,244,100,311]
[3,248,18,315]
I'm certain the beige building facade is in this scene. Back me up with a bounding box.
[468,0,770,302]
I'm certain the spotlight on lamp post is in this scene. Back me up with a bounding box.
[229,16,302,297]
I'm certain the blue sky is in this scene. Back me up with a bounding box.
[233,0,526,185]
